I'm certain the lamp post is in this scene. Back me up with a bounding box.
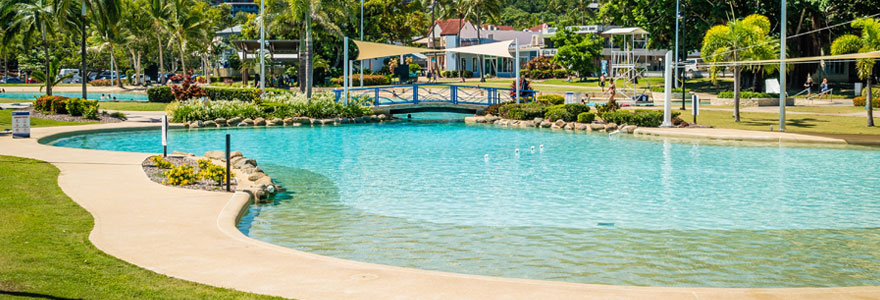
[673,0,680,90]
[360,0,364,87]
[680,7,686,111]
[259,0,265,94]
[81,0,87,99]
[779,0,787,131]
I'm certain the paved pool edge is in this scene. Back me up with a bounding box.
[2,122,879,300]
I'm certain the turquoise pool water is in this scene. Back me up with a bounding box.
[46,121,880,287]
[1,91,148,101]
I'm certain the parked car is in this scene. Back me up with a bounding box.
[59,69,81,83]
[129,74,152,84]
[1,76,24,83]
[91,71,127,81]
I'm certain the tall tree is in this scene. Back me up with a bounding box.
[831,18,880,127]
[701,14,778,122]
[465,0,501,82]
[286,0,344,97]
[1,0,72,95]
[89,0,124,87]
[145,0,170,83]
[168,0,209,73]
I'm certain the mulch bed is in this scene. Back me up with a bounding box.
[21,107,125,123]
[142,155,237,192]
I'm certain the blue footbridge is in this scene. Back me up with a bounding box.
[333,84,536,116]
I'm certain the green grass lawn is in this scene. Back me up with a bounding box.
[0,110,99,130]
[0,155,286,299]
[99,101,168,111]
[679,109,880,135]
[786,106,866,114]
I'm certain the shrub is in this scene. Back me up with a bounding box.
[718,91,778,99]
[104,111,127,120]
[82,105,99,120]
[329,74,390,86]
[170,76,207,101]
[163,164,197,186]
[147,86,174,103]
[498,102,547,120]
[538,94,565,105]
[150,155,174,169]
[553,69,568,79]
[65,98,98,117]
[861,87,880,100]
[89,79,130,86]
[462,70,474,77]
[166,100,265,122]
[595,99,621,114]
[197,159,230,185]
[203,87,263,102]
[544,106,573,121]
[34,95,69,114]
[442,70,458,78]
[409,64,421,74]
[852,96,880,108]
[485,102,506,116]
[601,109,681,127]
[562,103,590,116]
[577,112,596,123]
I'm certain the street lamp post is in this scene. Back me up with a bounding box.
[681,7,686,111]
[259,0,266,94]
[674,0,680,90]
[81,1,87,99]
[779,0,787,131]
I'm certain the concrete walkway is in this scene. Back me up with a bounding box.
[1,123,878,299]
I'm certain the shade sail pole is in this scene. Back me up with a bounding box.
[515,38,520,104]
[662,51,674,127]
[344,36,349,105]
[779,0,787,131]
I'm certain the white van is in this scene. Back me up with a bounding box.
[59,69,81,83]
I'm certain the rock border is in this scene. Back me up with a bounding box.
[465,115,639,134]
[181,114,391,129]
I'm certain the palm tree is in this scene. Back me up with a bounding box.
[1,0,71,95]
[465,0,501,82]
[122,0,153,86]
[701,14,778,122]
[831,18,879,127]
[168,0,209,74]
[145,0,170,84]
[286,0,344,97]
[89,0,124,87]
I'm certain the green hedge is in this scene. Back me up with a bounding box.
[577,112,596,123]
[537,94,564,105]
[147,86,174,103]
[718,91,779,99]
[601,109,680,127]
[203,87,262,102]
[498,102,548,120]
[441,70,474,78]
[329,74,390,86]
[544,104,590,122]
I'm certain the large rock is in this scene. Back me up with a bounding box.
[475,117,488,123]
[248,172,267,182]
[319,119,334,125]
[540,121,552,128]
[203,120,217,127]
[589,124,605,131]
[533,118,544,124]
[241,118,255,126]
[576,123,588,131]
[520,121,535,128]
[227,117,242,126]
[554,120,566,128]
[464,116,480,123]
[254,117,267,126]
[254,176,273,186]
[204,150,225,160]
[485,116,500,123]
[622,125,638,133]
[268,118,282,126]
[605,123,618,131]
[230,151,243,159]
[214,118,227,127]
[283,117,294,125]
[564,123,575,130]
[378,114,387,121]
[182,121,190,128]
[353,116,364,123]
[294,117,310,124]
[233,158,257,169]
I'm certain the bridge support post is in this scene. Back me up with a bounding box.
[413,85,419,105]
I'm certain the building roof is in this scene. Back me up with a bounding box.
[528,24,548,32]
[434,19,469,35]
[601,27,650,36]
[482,24,514,31]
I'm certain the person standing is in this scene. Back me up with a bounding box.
[804,74,813,96]
[599,73,607,92]
[607,80,616,103]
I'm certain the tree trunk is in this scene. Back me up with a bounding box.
[305,13,313,98]
[733,66,741,122]
[44,38,52,96]
[179,40,186,74]
[112,48,123,88]
[136,52,142,86]
[867,78,874,127]
[157,31,165,84]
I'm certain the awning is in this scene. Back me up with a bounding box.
[445,40,513,58]
[354,40,437,60]
[602,27,650,36]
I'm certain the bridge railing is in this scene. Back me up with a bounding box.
[333,84,536,107]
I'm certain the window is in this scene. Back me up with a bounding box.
[461,58,467,70]
[473,58,478,71]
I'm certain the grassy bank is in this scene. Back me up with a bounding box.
[0,155,285,299]
[679,109,880,135]
[0,97,26,103]
[0,110,99,129]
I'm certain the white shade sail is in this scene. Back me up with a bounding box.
[446,40,514,58]
[353,40,437,60]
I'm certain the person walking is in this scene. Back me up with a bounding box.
[804,74,814,96]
